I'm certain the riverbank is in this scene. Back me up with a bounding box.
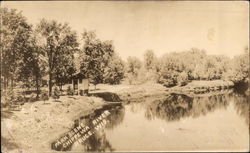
[168,80,234,94]
[1,83,168,153]
[1,96,107,153]
[89,81,235,102]
[89,83,167,102]
[1,81,236,153]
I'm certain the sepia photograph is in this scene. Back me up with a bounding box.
[0,1,249,152]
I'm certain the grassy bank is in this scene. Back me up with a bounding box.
[89,83,168,103]
[1,81,235,153]
[1,83,167,153]
[1,96,106,153]
[168,80,234,94]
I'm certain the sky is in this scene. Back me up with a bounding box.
[2,1,249,60]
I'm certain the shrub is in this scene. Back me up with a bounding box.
[67,86,74,96]
[177,72,189,86]
[158,77,176,87]
[2,89,13,107]
[53,87,60,100]
[16,94,25,103]
[40,92,49,102]
[158,71,178,87]
[2,88,25,107]
[29,93,37,102]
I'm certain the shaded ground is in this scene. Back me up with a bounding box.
[1,136,20,153]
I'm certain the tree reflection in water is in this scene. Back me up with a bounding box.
[52,89,249,152]
[105,106,125,130]
[144,92,234,122]
[233,92,249,128]
[53,105,125,152]
[73,105,125,152]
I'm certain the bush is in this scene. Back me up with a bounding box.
[158,77,176,87]
[2,89,13,106]
[16,94,25,103]
[67,86,74,96]
[29,93,37,102]
[53,87,60,100]
[2,88,25,107]
[40,92,49,102]
[158,70,178,87]
[177,72,189,86]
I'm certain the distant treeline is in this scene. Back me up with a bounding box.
[128,48,249,87]
[1,7,249,99]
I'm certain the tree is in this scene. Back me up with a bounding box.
[157,53,182,87]
[35,19,79,96]
[103,53,125,84]
[0,7,33,89]
[226,47,249,83]
[144,50,156,71]
[80,30,114,89]
[126,56,142,77]
[125,56,142,84]
[18,32,46,98]
[54,51,76,90]
[177,72,189,86]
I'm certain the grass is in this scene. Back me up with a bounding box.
[187,80,234,88]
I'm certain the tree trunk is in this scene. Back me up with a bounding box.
[60,81,62,91]
[11,77,13,89]
[4,76,6,89]
[6,78,9,88]
[35,75,40,99]
[49,72,53,97]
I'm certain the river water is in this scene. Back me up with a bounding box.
[52,89,249,152]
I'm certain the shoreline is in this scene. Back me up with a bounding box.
[1,96,106,153]
[1,81,240,153]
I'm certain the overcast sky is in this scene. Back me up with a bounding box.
[2,1,249,60]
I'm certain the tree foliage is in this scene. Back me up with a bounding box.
[225,47,249,83]
[35,19,79,96]
[80,30,114,87]
[103,53,125,84]
[143,48,248,87]
[1,6,249,103]
[126,56,142,76]
[144,50,156,71]
[0,8,33,88]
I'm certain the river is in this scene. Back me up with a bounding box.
[52,89,249,152]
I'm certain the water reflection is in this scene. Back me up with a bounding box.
[78,128,114,152]
[233,92,249,128]
[52,89,249,151]
[144,92,234,122]
[52,104,125,152]
[105,90,248,151]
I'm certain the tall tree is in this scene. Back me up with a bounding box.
[103,53,125,84]
[18,32,46,97]
[126,56,142,77]
[80,30,114,89]
[36,19,79,96]
[227,47,249,83]
[0,7,33,89]
[144,50,156,71]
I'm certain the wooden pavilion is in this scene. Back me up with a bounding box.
[67,73,89,95]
